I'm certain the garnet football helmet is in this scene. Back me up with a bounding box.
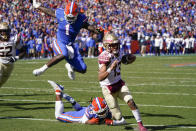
[64,1,78,24]
[0,22,10,41]
[103,33,120,55]
[91,97,108,118]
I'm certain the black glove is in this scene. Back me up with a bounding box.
[9,56,17,63]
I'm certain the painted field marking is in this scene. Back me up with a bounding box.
[0,98,196,109]
[0,117,195,129]
[1,87,196,96]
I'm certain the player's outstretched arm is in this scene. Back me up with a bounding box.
[31,0,55,17]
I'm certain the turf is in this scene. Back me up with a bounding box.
[0,54,196,131]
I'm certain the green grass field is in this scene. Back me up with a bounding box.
[1,55,196,131]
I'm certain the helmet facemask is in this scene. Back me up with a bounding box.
[94,106,108,118]
[64,1,78,24]
[91,97,108,119]
[103,33,120,55]
[65,13,78,24]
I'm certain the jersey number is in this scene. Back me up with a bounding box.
[65,24,70,35]
[114,63,121,77]
[0,46,12,57]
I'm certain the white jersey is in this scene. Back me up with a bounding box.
[165,37,172,49]
[190,37,195,48]
[0,35,21,64]
[98,50,123,86]
[155,37,163,49]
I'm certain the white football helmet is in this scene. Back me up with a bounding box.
[0,22,10,41]
[103,33,120,55]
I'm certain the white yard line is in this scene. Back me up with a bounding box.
[1,87,196,96]
[0,117,195,129]
[0,98,196,109]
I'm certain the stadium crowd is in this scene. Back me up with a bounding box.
[0,0,195,59]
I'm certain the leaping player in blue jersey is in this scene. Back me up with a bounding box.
[31,0,103,80]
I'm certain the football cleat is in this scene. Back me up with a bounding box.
[64,1,78,24]
[139,126,148,131]
[138,122,148,131]
[63,93,75,104]
[33,68,44,76]
[48,80,64,95]
[65,63,75,80]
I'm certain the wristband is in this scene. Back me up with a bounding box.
[106,68,112,73]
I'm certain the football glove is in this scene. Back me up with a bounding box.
[31,0,41,8]
[9,56,18,63]
[105,119,113,125]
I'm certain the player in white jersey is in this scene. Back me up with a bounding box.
[189,36,195,53]
[98,33,147,131]
[0,22,26,87]
[165,34,172,55]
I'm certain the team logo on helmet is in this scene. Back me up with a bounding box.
[64,1,78,24]
[103,33,120,55]
[91,97,108,118]
[0,22,10,41]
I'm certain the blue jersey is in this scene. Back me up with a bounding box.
[56,8,88,45]
[57,104,112,123]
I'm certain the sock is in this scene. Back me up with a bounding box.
[40,64,48,72]
[55,101,64,118]
[132,109,142,122]
[55,90,61,95]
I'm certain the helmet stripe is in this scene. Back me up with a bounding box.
[69,1,74,14]
[95,97,102,110]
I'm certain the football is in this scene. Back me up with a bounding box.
[121,54,136,65]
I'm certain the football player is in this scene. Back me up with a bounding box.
[0,22,26,87]
[98,33,147,131]
[48,80,126,125]
[31,0,103,80]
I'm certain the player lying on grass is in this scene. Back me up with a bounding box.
[48,80,126,125]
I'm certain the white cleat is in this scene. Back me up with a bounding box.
[33,68,44,76]
[48,80,64,92]
[65,63,75,80]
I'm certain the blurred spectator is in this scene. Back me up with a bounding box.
[0,0,195,58]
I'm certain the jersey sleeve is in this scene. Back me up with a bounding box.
[55,8,63,23]
[98,51,111,65]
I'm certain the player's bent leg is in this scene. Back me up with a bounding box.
[102,86,123,121]
[119,85,147,131]
[55,101,64,119]
[66,49,87,74]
